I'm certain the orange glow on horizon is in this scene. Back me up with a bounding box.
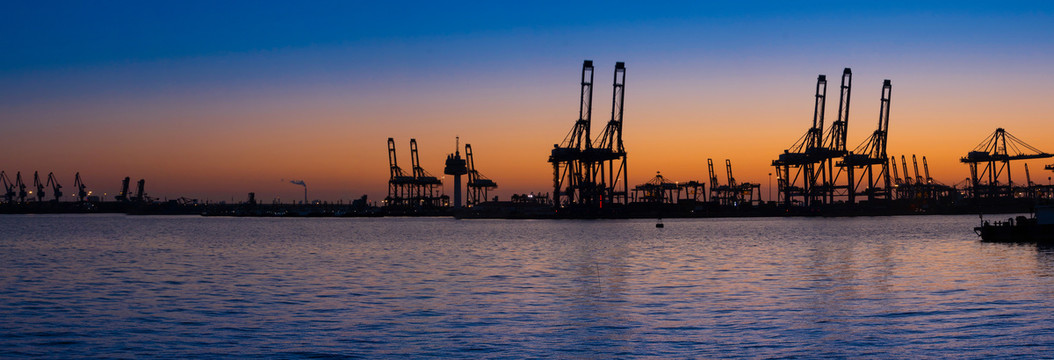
[3,61,1053,203]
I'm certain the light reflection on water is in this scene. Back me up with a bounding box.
[2,214,1054,358]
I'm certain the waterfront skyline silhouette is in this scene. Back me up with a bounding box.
[2,2,1053,203]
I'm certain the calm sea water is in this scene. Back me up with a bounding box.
[2,214,1053,358]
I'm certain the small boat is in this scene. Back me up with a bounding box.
[656,218,664,228]
[975,205,1054,243]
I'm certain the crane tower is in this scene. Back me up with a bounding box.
[838,79,893,203]
[772,74,827,207]
[549,60,595,208]
[586,62,629,207]
[465,144,497,206]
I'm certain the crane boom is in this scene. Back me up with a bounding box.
[708,159,718,187]
[911,155,922,184]
[465,144,497,205]
[15,172,27,203]
[466,144,476,185]
[772,74,829,207]
[826,68,852,153]
[594,62,626,152]
[725,159,736,188]
[46,172,62,201]
[877,80,892,159]
[134,179,145,202]
[74,173,88,201]
[410,139,422,178]
[554,60,595,152]
[811,75,828,150]
[1025,163,1033,186]
[577,61,594,151]
[549,60,596,208]
[33,171,45,202]
[890,158,901,185]
[0,171,14,202]
[116,177,131,202]
[388,138,402,179]
[901,156,911,185]
[923,156,933,184]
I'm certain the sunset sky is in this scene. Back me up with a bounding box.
[2,2,1053,203]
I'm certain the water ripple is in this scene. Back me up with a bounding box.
[2,214,1054,358]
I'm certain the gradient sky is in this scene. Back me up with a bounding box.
[2,2,1053,203]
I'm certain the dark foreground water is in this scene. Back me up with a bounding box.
[2,214,1053,358]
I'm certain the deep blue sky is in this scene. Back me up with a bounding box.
[4,2,1051,71]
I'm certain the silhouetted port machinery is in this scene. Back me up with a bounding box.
[44,172,63,202]
[709,158,760,206]
[74,173,88,202]
[822,68,853,203]
[0,171,15,203]
[549,60,629,210]
[892,155,956,206]
[0,171,101,206]
[585,61,629,208]
[772,69,896,208]
[115,176,131,202]
[960,128,1052,199]
[133,179,147,202]
[680,180,706,203]
[1019,163,1053,200]
[837,79,893,204]
[31,171,46,202]
[549,60,595,208]
[113,177,147,202]
[465,144,497,206]
[772,73,831,207]
[15,172,27,203]
[385,137,447,209]
[410,139,445,207]
[632,172,680,204]
[386,138,413,207]
[0,171,97,204]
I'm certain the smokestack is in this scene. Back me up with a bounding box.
[289,180,307,204]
